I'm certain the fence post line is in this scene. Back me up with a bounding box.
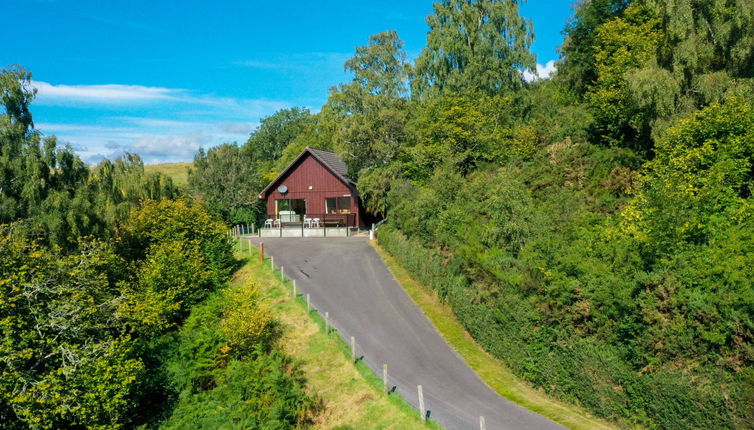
[383,364,388,393]
[281,266,285,281]
[292,279,297,298]
[480,416,486,430]
[418,385,425,422]
[325,311,329,334]
[306,293,310,312]
[351,336,355,362]
[259,242,264,261]
[247,239,252,255]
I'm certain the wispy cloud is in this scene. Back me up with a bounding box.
[32,81,182,103]
[523,60,557,82]
[217,121,255,134]
[33,79,289,164]
[234,52,351,72]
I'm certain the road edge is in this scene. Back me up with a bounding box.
[370,240,618,430]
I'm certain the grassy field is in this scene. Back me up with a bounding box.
[234,243,439,429]
[371,241,618,430]
[144,162,191,187]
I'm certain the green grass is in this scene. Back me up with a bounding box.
[371,241,618,430]
[144,162,191,187]
[234,241,439,429]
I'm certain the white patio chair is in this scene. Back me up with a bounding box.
[303,217,312,228]
[312,218,321,228]
[264,218,273,228]
[273,219,281,228]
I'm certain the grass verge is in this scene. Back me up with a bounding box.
[234,245,440,429]
[371,241,618,430]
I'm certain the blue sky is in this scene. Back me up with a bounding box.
[1,1,574,164]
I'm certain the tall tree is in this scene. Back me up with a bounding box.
[328,30,412,175]
[343,30,411,99]
[557,0,631,97]
[188,143,265,224]
[244,107,314,164]
[413,0,535,96]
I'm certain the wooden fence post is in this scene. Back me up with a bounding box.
[325,311,329,333]
[418,385,425,422]
[292,279,296,298]
[383,364,388,393]
[259,242,264,261]
[480,416,486,430]
[247,239,252,255]
[281,266,285,281]
[351,336,355,362]
[270,255,274,269]
[306,293,310,312]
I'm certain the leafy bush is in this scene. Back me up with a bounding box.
[161,280,316,429]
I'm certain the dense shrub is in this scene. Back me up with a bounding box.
[379,228,754,429]
[161,280,316,429]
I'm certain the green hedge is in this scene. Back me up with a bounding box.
[377,227,751,429]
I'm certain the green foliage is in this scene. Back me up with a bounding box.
[0,67,178,251]
[0,233,143,429]
[413,0,535,96]
[622,97,754,257]
[557,0,631,97]
[585,2,662,151]
[0,198,237,428]
[245,107,315,165]
[220,287,279,357]
[405,91,516,178]
[328,31,411,176]
[161,281,316,429]
[189,108,314,224]
[117,198,235,284]
[189,143,265,224]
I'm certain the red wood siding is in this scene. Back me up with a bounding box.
[262,153,362,226]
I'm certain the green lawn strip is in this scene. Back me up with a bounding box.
[235,241,439,429]
[371,241,617,430]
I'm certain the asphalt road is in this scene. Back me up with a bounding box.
[251,237,563,430]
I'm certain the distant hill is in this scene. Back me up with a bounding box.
[144,162,191,187]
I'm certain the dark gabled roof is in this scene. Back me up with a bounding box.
[308,148,350,179]
[259,147,354,198]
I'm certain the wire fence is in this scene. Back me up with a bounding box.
[241,238,492,430]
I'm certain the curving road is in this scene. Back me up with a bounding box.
[251,237,562,430]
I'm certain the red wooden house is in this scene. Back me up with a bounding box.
[258,148,364,227]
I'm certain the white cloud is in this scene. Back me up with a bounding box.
[125,131,211,162]
[217,121,255,134]
[32,81,182,103]
[523,60,557,83]
[32,78,294,164]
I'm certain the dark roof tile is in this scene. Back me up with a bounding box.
[308,148,350,179]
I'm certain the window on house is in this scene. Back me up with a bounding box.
[325,197,351,214]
